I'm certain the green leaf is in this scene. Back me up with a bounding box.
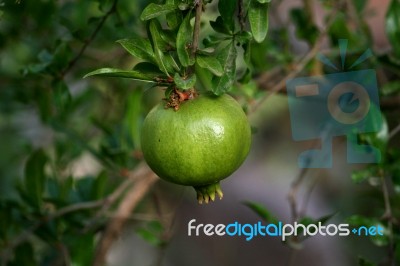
[165,86,174,99]
[358,257,376,266]
[203,35,228,47]
[125,89,143,150]
[24,149,47,209]
[53,79,72,115]
[238,67,252,84]
[196,55,224,76]
[381,80,400,95]
[51,42,73,71]
[166,0,182,29]
[50,120,115,170]
[178,3,190,10]
[257,0,271,3]
[195,62,213,90]
[378,54,400,73]
[243,201,279,224]
[116,38,155,63]
[140,3,177,21]
[386,0,400,58]
[174,73,196,90]
[159,29,177,49]
[211,41,237,95]
[290,8,318,44]
[133,62,166,76]
[176,12,195,67]
[136,228,163,246]
[91,171,108,200]
[84,68,158,82]
[218,0,237,32]
[147,28,174,53]
[11,242,36,266]
[149,19,173,75]
[210,16,232,35]
[249,1,269,43]
[197,47,216,55]
[148,220,163,233]
[391,161,400,189]
[67,234,95,266]
[167,10,183,29]
[395,243,400,264]
[358,111,388,158]
[351,167,377,183]
[165,54,181,72]
[236,31,253,44]
[136,220,165,247]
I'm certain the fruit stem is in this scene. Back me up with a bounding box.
[193,182,223,204]
[165,88,198,111]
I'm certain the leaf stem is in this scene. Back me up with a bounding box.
[60,0,119,78]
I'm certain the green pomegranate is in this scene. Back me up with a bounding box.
[141,93,251,204]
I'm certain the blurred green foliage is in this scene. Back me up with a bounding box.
[0,0,399,265]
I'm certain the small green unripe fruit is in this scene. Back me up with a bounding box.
[141,93,251,204]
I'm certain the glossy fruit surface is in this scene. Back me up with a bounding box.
[141,93,251,202]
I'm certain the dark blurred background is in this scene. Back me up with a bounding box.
[1,0,399,265]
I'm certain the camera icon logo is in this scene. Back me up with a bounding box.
[286,40,382,168]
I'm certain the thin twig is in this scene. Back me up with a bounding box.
[57,242,72,266]
[389,123,400,139]
[60,0,119,78]
[304,0,315,23]
[286,248,298,266]
[288,168,309,223]
[379,169,395,266]
[191,0,203,58]
[381,96,400,110]
[92,164,158,266]
[238,0,245,32]
[250,8,339,115]
[0,167,137,265]
[153,187,186,266]
[299,172,319,217]
[282,6,341,265]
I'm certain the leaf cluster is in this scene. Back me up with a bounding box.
[85,0,271,96]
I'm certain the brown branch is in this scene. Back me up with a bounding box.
[389,123,400,139]
[287,168,309,223]
[304,0,315,23]
[280,5,342,226]
[238,0,245,32]
[379,169,396,266]
[92,164,158,266]
[283,7,341,263]
[57,242,72,266]
[191,0,203,58]
[60,0,119,78]
[380,96,400,110]
[0,168,137,266]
